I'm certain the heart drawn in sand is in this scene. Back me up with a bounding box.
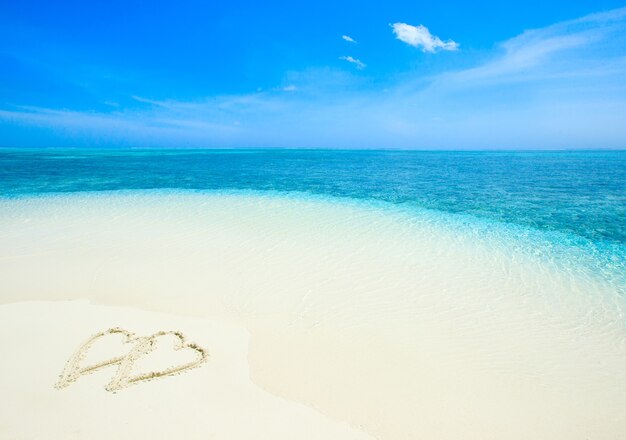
[55,328,208,392]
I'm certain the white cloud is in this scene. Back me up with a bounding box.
[391,23,459,53]
[342,35,357,43]
[433,6,626,87]
[339,56,366,69]
[282,85,297,92]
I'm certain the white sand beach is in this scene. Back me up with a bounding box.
[1,191,625,439]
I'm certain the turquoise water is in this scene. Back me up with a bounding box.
[1,149,625,288]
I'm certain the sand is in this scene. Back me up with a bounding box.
[0,301,373,439]
[1,191,625,439]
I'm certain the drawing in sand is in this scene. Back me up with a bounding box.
[56,327,208,392]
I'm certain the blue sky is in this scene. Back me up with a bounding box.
[1,0,625,149]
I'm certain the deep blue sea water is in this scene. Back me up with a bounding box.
[1,149,625,289]
[2,149,624,241]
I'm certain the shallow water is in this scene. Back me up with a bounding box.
[2,149,625,290]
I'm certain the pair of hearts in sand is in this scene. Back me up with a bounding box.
[56,327,208,392]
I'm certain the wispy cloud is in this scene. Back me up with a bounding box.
[0,104,246,148]
[342,35,357,43]
[434,6,626,87]
[391,23,459,53]
[339,55,366,69]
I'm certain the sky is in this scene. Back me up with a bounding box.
[0,0,625,149]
